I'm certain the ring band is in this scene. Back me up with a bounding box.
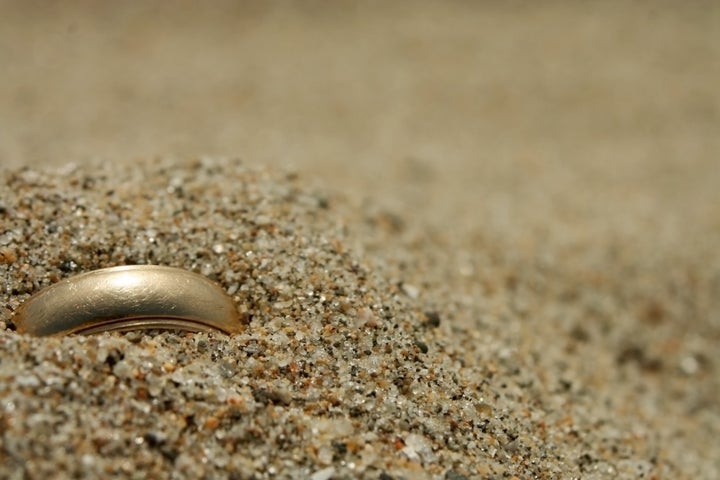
[13,265,242,336]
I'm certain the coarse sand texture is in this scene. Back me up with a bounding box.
[1,158,718,479]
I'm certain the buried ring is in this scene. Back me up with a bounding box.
[13,265,242,337]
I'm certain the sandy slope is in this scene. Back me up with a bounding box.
[1,2,718,478]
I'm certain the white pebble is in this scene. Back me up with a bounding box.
[401,283,420,299]
[310,467,336,480]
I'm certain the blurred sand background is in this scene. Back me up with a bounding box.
[1,1,719,478]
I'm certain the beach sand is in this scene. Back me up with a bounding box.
[1,2,719,478]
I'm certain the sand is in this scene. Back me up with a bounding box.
[1,2,719,479]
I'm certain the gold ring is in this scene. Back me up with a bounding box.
[13,265,242,336]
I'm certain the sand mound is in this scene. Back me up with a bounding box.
[0,158,487,478]
[1,158,718,479]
